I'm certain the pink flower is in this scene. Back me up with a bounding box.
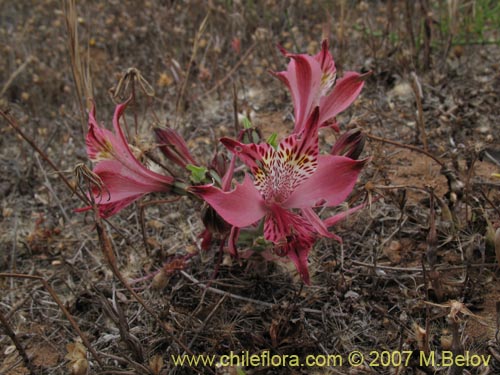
[274,40,369,134]
[79,101,174,218]
[154,127,197,168]
[190,109,366,284]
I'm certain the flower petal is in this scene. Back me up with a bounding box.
[319,71,368,125]
[273,54,322,134]
[110,103,173,183]
[283,155,367,209]
[263,205,315,284]
[80,160,172,218]
[286,246,312,285]
[228,226,240,256]
[330,128,365,160]
[83,103,174,217]
[86,109,117,160]
[155,127,197,168]
[314,39,336,76]
[189,175,267,228]
[323,201,369,228]
[302,207,342,243]
[220,137,271,172]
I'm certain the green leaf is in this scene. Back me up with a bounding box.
[208,169,223,186]
[266,133,278,148]
[241,116,252,129]
[186,164,208,184]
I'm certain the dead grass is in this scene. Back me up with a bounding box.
[1,1,500,374]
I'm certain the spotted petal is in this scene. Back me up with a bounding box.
[283,155,367,209]
[264,204,315,284]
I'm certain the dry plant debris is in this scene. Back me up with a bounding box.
[1,1,500,374]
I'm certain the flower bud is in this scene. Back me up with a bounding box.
[210,152,228,179]
[331,128,365,160]
[201,204,231,237]
[155,127,197,168]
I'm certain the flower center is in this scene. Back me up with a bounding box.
[253,135,317,204]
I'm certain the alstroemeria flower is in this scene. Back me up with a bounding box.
[155,127,197,168]
[190,109,366,284]
[79,101,174,218]
[274,40,368,134]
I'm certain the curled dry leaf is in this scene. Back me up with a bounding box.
[383,240,402,264]
[425,300,490,325]
[65,341,88,375]
[149,354,164,375]
[413,322,429,353]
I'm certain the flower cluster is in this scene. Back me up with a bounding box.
[79,40,368,284]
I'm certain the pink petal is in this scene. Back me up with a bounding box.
[189,175,267,228]
[314,39,336,75]
[87,103,173,185]
[94,161,171,200]
[220,137,271,172]
[284,155,367,209]
[286,246,312,285]
[263,205,315,284]
[110,103,173,183]
[302,207,342,243]
[79,160,173,218]
[294,107,319,157]
[227,226,240,256]
[330,128,365,160]
[86,109,116,160]
[273,54,322,134]
[76,194,142,218]
[82,103,174,217]
[199,228,213,251]
[323,201,369,228]
[319,71,368,125]
[155,127,197,168]
[221,155,237,191]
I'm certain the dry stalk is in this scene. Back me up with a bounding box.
[201,41,256,100]
[232,81,239,134]
[179,271,337,316]
[366,132,443,167]
[0,272,106,369]
[1,110,87,203]
[0,309,36,375]
[175,14,209,126]
[420,0,432,70]
[404,0,417,66]
[0,56,34,98]
[411,72,428,151]
[63,0,93,135]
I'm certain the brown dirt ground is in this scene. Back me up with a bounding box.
[1,1,500,375]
